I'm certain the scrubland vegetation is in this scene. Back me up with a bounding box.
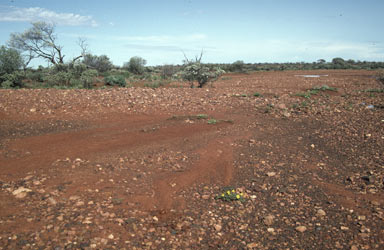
[1,21,384,90]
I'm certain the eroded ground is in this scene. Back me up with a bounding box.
[0,70,383,249]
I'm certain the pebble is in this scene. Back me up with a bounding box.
[263,215,275,226]
[266,172,276,177]
[47,197,57,205]
[316,209,326,217]
[214,224,222,231]
[202,194,210,200]
[295,226,307,232]
[108,234,114,240]
[267,228,275,233]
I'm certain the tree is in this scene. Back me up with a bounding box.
[83,53,113,72]
[230,60,245,72]
[317,59,326,64]
[8,22,86,67]
[0,46,23,75]
[181,51,224,88]
[124,56,147,75]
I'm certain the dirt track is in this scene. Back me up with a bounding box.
[0,70,383,249]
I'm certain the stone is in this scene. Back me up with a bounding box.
[266,172,276,177]
[69,195,80,201]
[295,226,307,232]
[202,194,210,200]
[316,209,326,217]
[108,234,114,240]
[47,197,57,205]
[214,224,222,231]
[263,215,275,226]
[12,187,32,198]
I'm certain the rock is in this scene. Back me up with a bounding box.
[202,194,210,200]
[12,187,32,198]
[69,195,80,201]
[47,197,57,205]
[266,172,276,177]
[295,226,307,232]
[316,209,326,217]
[108,234,114,240]
[283,111,291,118]
[247,242,259,248]
[341,226,349,231]
[214,224,222,231]
[267,227,275,233]
[277,103,286,109]
[30,108,36,112]
[75,201,84,206]
[263,215,275,226]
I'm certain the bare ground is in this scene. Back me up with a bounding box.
[0,70,383,249]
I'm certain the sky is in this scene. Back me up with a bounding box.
[0,0,383,67]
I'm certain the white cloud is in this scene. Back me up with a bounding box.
[0,6,98,27]
[111,33,207,43]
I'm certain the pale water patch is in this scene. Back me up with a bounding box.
[294,74,329,78]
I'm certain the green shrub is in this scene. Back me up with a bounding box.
[230,60,245,72]
[80,69,98,89]
[83,54,113,72]
[104,75,126,87]
[181,63,225,88]
[43,71,74,87]
[25,70,44,82]
[0,71,24,88]
[124,56,147,75]
[0,46,23,75]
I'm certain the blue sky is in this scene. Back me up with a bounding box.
[0,0,383,67]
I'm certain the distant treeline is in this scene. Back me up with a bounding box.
[151,58,384,74]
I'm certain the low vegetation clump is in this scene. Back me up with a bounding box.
[215,188,245,202]
[365,89,384,93]
[104,75,126,87]
[295,85,337,98]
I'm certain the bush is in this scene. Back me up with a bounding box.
[230,60,245,72]
[80,69,98,89]
[43,71,74,87]
[83,54,113,72]
[124,56,147,75]
[161,64,176,79]
[181,63,225,88]
[0,71,24,88]
[0,46,23,75]
[71,63,88,78]
[104,75,126,87]
[25,70,44,82]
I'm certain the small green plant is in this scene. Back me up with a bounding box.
[215,188,244,202]
[311,85,337,92]
[221,76,232,81]
[253,92,262,97]
[365,89,384,93]
[294,92,312,99]
[104,75,126,87]
[207,119,217,124]
[197,114,208,119]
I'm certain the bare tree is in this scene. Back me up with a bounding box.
[8,22,86,67]
[72,37,88,63]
